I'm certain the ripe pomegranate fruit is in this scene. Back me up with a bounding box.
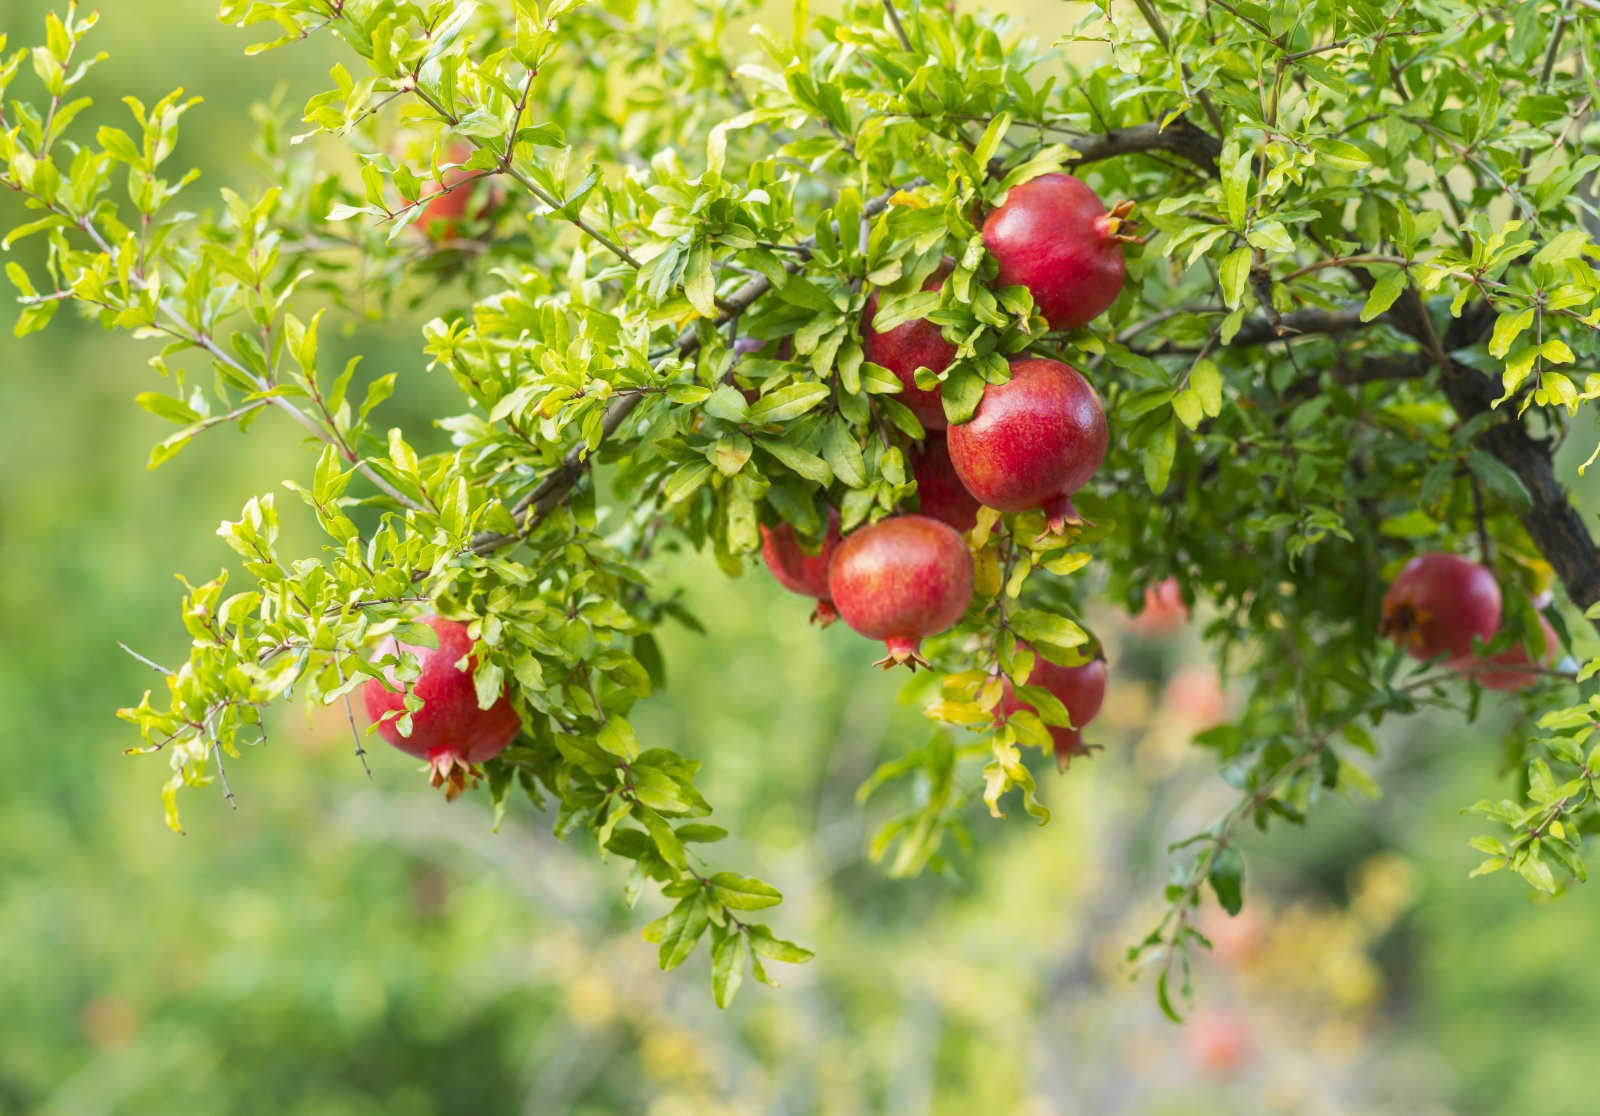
[412,145,496,244]
[827,514,974,669]
[1000,647,1108,768]
[1128,576,1189,635]
[760,509,844,626]
[981,173,1131,330]
[1462,605,1559,691]
[1380,552,1501,664]
[362,615,522,798]
[1164,665,1226,729]
[862,260,956,430]
[946,357,1108,532]
[910,433,982,533]
[1186,1010,1251,1077]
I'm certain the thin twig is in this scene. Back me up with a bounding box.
[118,642,175,675]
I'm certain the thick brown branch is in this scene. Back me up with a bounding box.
[1068,120,1222,177]
[1135,306,1370,356]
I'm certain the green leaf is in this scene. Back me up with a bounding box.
[1312,137,1371,170]
[1190,360,1222,417]
[1009,610,1088,649]
[822,419,866,487]
[1360,270,1406,321]
[597,716,639,761]
[711,927,748,1009]
[748,924,814,964]
[1219,246,1251,308]
[1143,417,1178,495]
[1208,845,1244,915]
[658,894,709,970]
[709,872,783,910]
[746,382,829,423]
[135,391,201,425]
[662,460,714,504]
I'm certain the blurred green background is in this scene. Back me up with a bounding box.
[4,2,1599,1114]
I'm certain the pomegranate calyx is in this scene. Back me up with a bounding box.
[875,636,930,671]
[1039,491,1087,538]
[427,751,484,801]
[1095,198,1140,242]
[1054,734,1100,771]
[810,599,840,628]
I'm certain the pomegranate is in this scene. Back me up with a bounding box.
[1000,647,1108,768]
[362,615,522,798]
[1380,553,1501,664]
[981,172,1130,330]
[862,260,956,430]
[910,433,982,533]
[760,509,844,626]
[412,145,495,244]
[946,357,1108,532]
[827,514,974,669]
[1128,576,1189,635]
[1164,664,1226,729]
[1462,606,1559,691]
[1186,1010,1251,1077]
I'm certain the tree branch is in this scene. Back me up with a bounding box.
[1068,119,1222,176]
[1134,306,1370,356]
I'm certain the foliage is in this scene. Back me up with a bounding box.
[3,0,1600,1019]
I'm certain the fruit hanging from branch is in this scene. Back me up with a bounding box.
[1463,605,1560,692]
[862,259,957,430]
[999,648,1109,768]
[910,432,982,534]
[1380,553,1502,665]
[827,515,975,670]
[946,357,1108,533]
[362,616,522,800]
[981,173,1132,330]
[760,510,844,626]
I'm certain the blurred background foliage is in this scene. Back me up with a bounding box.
[5,1,1600,1113]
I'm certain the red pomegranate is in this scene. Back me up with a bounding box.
[862,260,956,431]
[1462,607,1559,691]
[1128,576,1189,635]
[1380,553,1502,664]
[362,615,522,798]
[760,510,844,626]
[1164,665,1227,729]
[910,433,982,533]
[413,145,496,244]
[1186,1010,1252,1077]
[981,173,1130,330]
[946,357,1108,532]
[1000,648,1108,768]
[827,514,974,669]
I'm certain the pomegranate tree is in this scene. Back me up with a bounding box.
[828,514,974,669]
[362,615,522,798]
[1000,648,1109,767]
[981,172,1131,330]
[910,433,982,534]
[861,260,957,430]
[946,357,1108,532]
[760,510,844,626]
[1380,553,1502,664]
